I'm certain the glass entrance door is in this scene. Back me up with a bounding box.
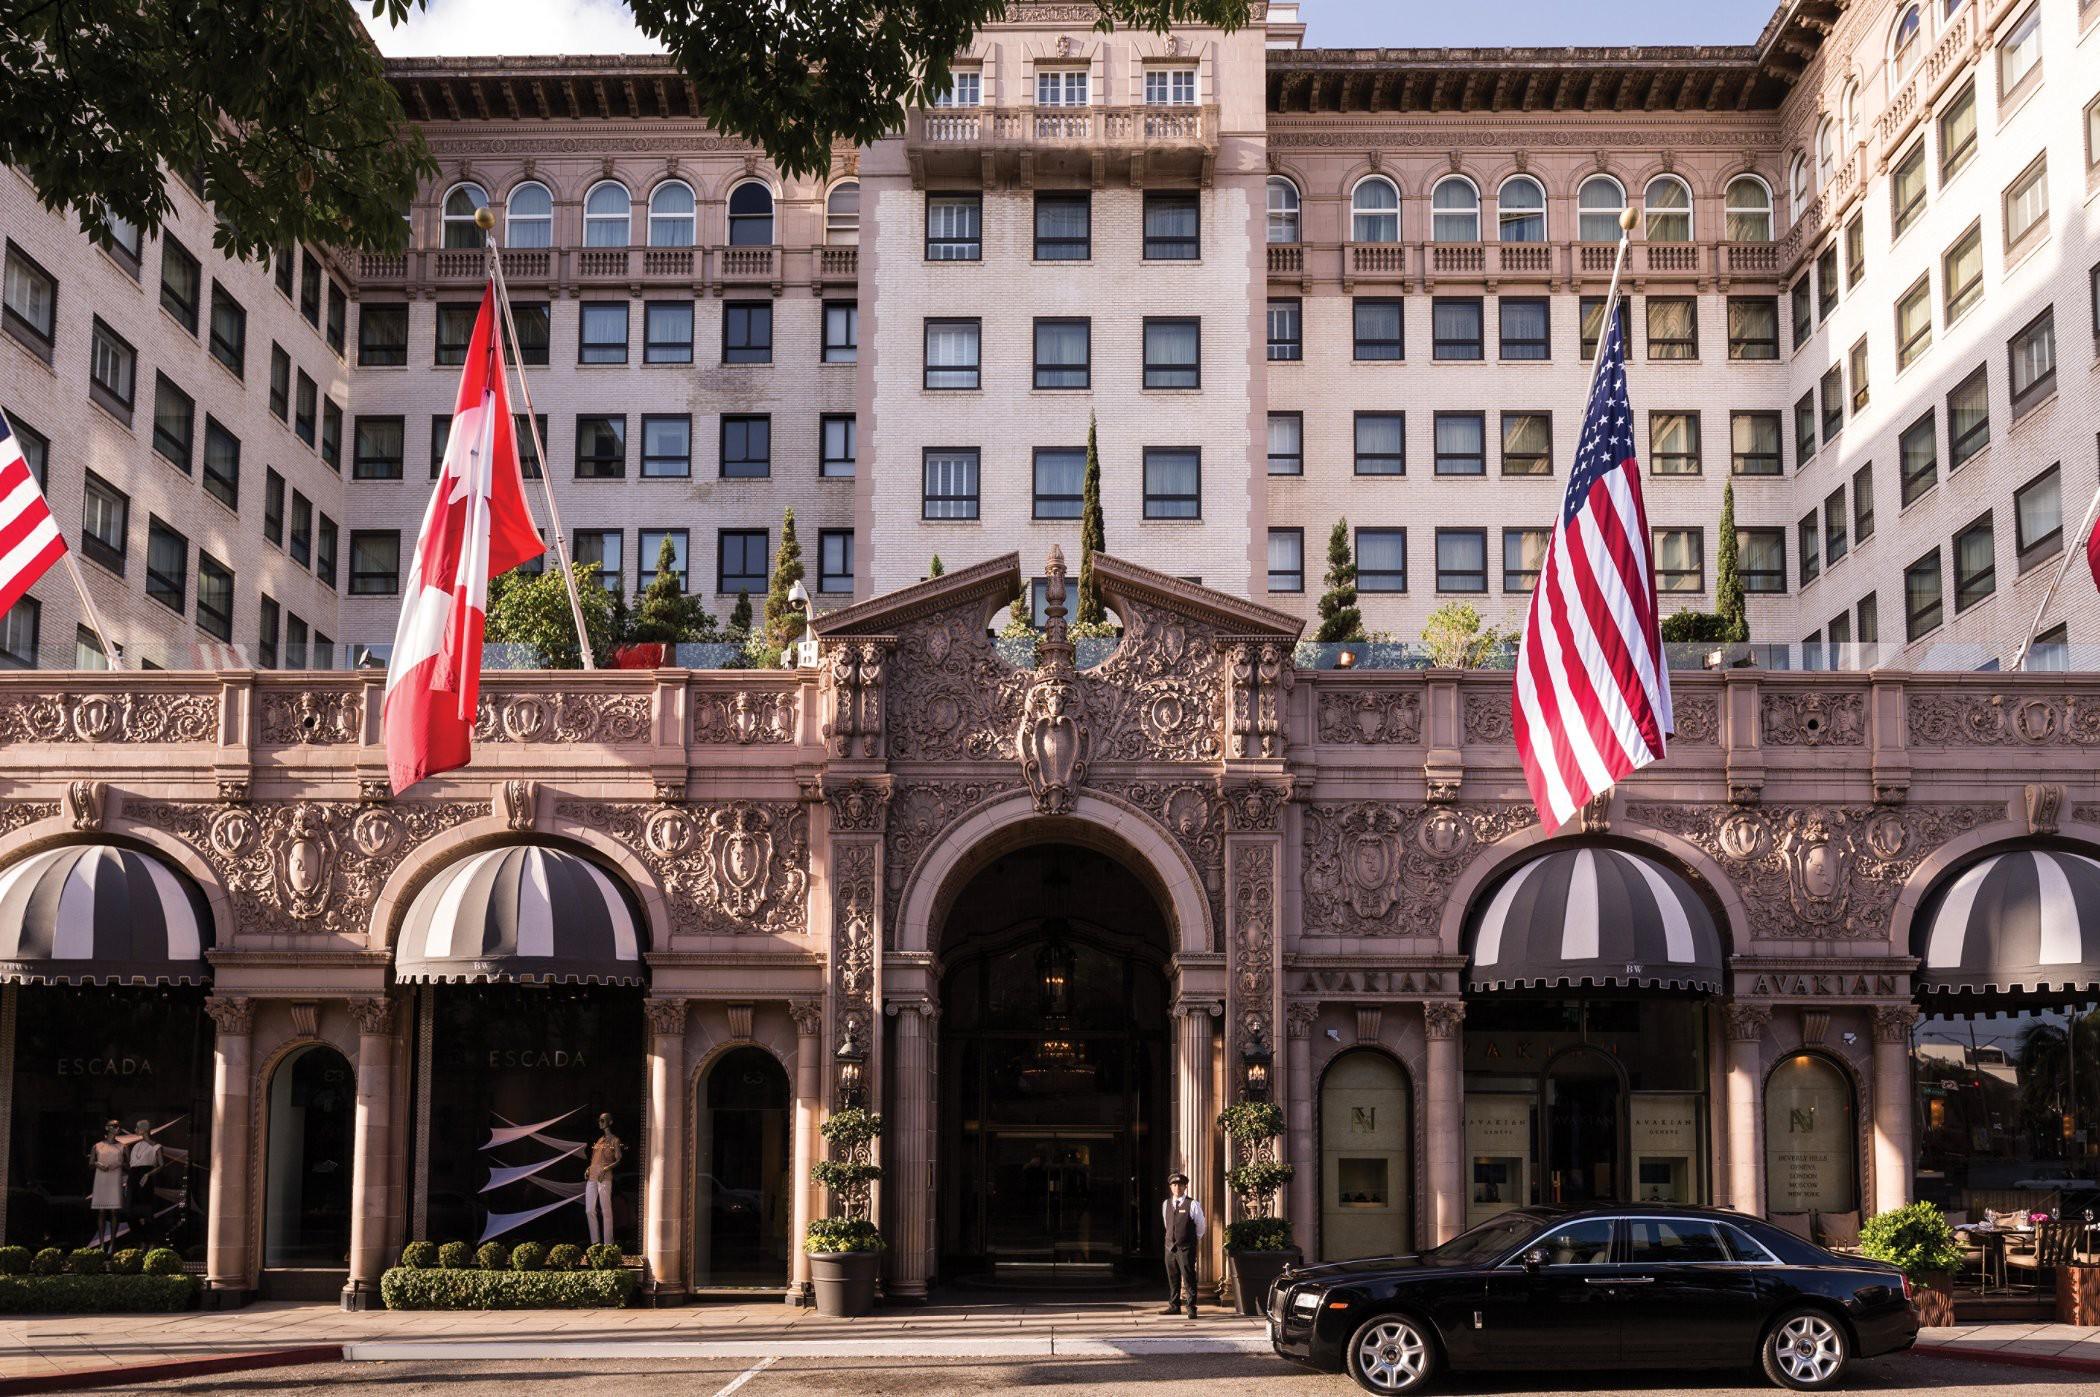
[985,1129,1126,1264]
[1545,1047,1622,1205]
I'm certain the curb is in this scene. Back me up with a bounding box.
[0,1344,343,1395]
[1919,1342,2100,1377]
[344,1335,1274,1361]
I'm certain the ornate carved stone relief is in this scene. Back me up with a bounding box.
[1672,694,1720,745]
[1422,1000,1465,1041]
[1316,688,1421,745]
[831,841,877,1098]
[0,801,58,840]
[1462,695,1513,744]
[1908,692,2100,747]
[1101,778,1225,939]
[553,798,809,937]
[645,997,689,1037]
[1301,802,1536,938]
[1761,690,1864,747]
[1228,641,1294,759]
[476,690,651,744]
[64,781,104,831]
[258,690,362,745]
[205,995,255,1035]
[824,777,891,833]
[882,779,1008,937]
[1872,1004,1919,1043]
[349,996,395,1036]
[1017,551,1087,815]
[822,642,889,758]
[691,689,795,745]
[1230,844,1276,1069]
[0,691,217,744]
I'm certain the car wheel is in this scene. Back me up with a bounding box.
[1761,1307,1850,1391]
[1347,1314,1436,1394]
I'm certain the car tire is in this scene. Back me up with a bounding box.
[1761,1307,1851,1391]
[1347,1313,1437,1394]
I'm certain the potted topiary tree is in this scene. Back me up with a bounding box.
[806,1107,884,1317]
[1219,1100,1299,1315]
[1858,1201,1964,1326]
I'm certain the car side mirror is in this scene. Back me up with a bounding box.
[1523,1247,1547,1272]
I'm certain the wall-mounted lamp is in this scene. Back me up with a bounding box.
[1242,1038,1274,1100]
[1334,646,1359,670]
[835,1039,866,1106]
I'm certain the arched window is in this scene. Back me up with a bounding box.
[1576,175,1625,242]
[1724,176,1773,242]
[582,180,631,248]
[647,180,696,247]
[1789,153,1812,219]
[1497,176,1546,243]
[1266,176,1301,244]
[727,181,775,247]
[1763,1053,1858,1216]
[504,182,552,249]
[1815,118,1837,190]
[1941,0,1965,15]
[441,182,489,250]
[1890,3,1923,83]
[1320,1050,1413,1262]
[826,181,860,245]
[1841,81,1861,146]
[1431,176,1480,242]
[1350,176,1399,243]
[1644,176,1692,243]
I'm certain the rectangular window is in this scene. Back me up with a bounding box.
[294,371,317,446]
[1267,528,1304,593]
[1353,298,1402,361]
[722,301,773,364]
[821,414,857,478]
[572,530,622,591]
[1892,141,1927,237]
[1820,364,1844,442]
[349,531,400,596]
[1844,214,1866,288]
[289,490,312,567]
[1853,462,1876,542]
[145,518,186,613]
[1432,298,1483,360]
[922,448,979,519]
[268,344,291,420]
[1142,318,1200,388]
[0,596,37,669]
[1035,193,1091,260]
[2,241,57,360]
[1500,412,1551,476]
[578,301,629,364]
[98,215,141,277]
[1142,192,1199,260]
[1954,512,1996,612]
[1144,67,1197,105]
[1645,296,1695,360]
[637,529,688,592]
[1790,274,1814,350]
[197,554,233,638]
[1268,298,1303,361]
[1823,487,1847,565]
[1793,392,1817,466]
[820,301,859,364]
[88,317,136,421]
[8,417,44,491]
[720,415,770,478]
[321,398,341,469]
[1848,337,1870,413]
[1895,275,1932,370]
[1856,592,1879,645]
[316,516,337,589]
[1727,297,1779,359]
[641,301,692,364]
[151,374,194,471]
[509,302,549,366]
[159,237,200,333]
[1346,412,1402,476]
[641,414,692,477]
[1650,412,1700,475]
[1947,364,1989,469]
[1730,411,1781,476]
[208,285,245,377]
[818,530,855,594]
[274,246,295,298]
[1355,528,1406,592]
[1816,245,1839,322]
[718,529,769,594]
[1798,511,1819,584]
[1034,318,1089,389]
[81,470,128,573]
[354,415,404,480]
[934,70,980,106]
[263,468,285,547]
[575,414,626,479]
[1739,528,1786,593]
[1432,412,1484,476]
[2004,155,2049,256]
[429,414,452,480]
[1998,4,2042,98]
[1653,528,1703,593]
[926,193,982,260]
[1940,81,1978,182]
[1905,549,1942,639]
[2015,463,2062,571]
[1942,224,1983,323]
[299,254,321,326]
[1036,68,1089,106]
[2007,306,2055,416]
[434,302,476,366]
[1142,446,1201,519]
[1435,528,1487,593]
[1503,528,1550,593]
[325,279,347,357]
[1498,297,1548,360]
[1899,411,1937,504]
[1267,412,1303,477]
[924,318,980,389]
[1032,447,1085,519]
[1580,296,1629,359]
[282,612,308,670]
[512,413,545,480]
[201,418,238,509]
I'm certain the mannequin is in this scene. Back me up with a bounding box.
[125,1120,163,1243]
[88,1120,125,1248]
[583,1112,622,1249]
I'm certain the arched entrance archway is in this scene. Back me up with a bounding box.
[263,1043,353,1269]
[937,843,1172,1285]
[693,1046,790,1287]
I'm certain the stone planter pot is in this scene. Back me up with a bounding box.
[2057,1262,2100,1325]
[1914,1269,1956,1327]
[809,1251,879,1318]
[1227,1248,1302,1316]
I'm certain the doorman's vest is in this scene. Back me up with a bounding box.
[1165,1198,1195,1248]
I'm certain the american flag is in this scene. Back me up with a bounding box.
[0,409,65,616]
[1512,303,1673,830]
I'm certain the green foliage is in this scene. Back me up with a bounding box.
[509,1241,547,1272]
[1659,609,1730,643]
[141,1249,183,1277]
[0,1273,197,1314]
[1715,481,1748,643]
[1223,1218,1294,1253]
[584,1243,624,1271]
[928,555,945,577]
[1315,519,1363,644]
[727,592,754,638]
[400,1241,438,1270]
[379,1266,636,1311]
[30,1249,62,1276]
[485,561,621,669]
[749,507,807,668]
[0,1247,28,1276]
[437,1241,472,1270]
[810,1159,885,1191]
[1217,1100,1285,1141]
[1077,414,1106,627]
[546,1243,583,1271]
[626,537,721,645]
[820,1107,883,1148]
[475,1242,509,1271]
[804,1219,885,1255]
[64,1248,105,1276]
[1858,1202,1965,1280]
[109,1249,144,1276]
[1420,602,1513,669]
[1225,1160,1297,1196]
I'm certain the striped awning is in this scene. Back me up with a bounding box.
[0,844,212,986]
[1468,845,1725,993]
[1917,849,2100,1003]
[396,845,642,986]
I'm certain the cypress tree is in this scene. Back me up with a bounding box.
[928,554,944,578]
[1314,518,1363,644]
[627,535,712,644]
[759,507,806,661]
[1716,480,1748,642]
[1076,413,1106,626]
[728,592,753,637]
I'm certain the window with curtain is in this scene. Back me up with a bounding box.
[1351,178,1399,243]
[1739,528,1786,592]
[1353,298,1401,360]
[1501,413,1550,475]
[1724,177,1771,242]
[1891,143,1927,236]
[926,194,982,259]
[1899,411,1937,504]
[1731,412,1781,475]
[1034,318,1089,389]
[1904,548,1942,639]
[1431,178,1480,242]
[1824,488,1848,564]
[1432,299,1483,360]
[1035,193,1090,260]
[924,319,979,388]
[1143,193,1199,259]
[442,184,489,249]
[1649,412,1700,475]
[1356,529,1406,591]
[1433,412,1484,476]
[1954,514,1995,610]
[1143,447,1201,519]
[1497,177,1545,242]
[922,448,979,519]
[2014,464,2061,570]
[1646,297,1696,359]
[1946,365,1989,468]
[1267,413,1303,476]
[826,182,860,244]
[2008,307,2055,415]
[583,182,630,248]
[1727,298,1778,359]
[1354,412,1404,476]
[1142,318,1200,388]
[1435,529,1487,592]
[1644,177,1692,242]
[1942,224,1983,321]
[1938,83,1977,181]
[1267,178,1301,243]
[1498,298,1548,360]
[1503,528,1550,592]
[1032,448,1085,519]
[648,182,696,247]
[1652,529,1703,592]
[1577,176,1625,242]
[1267,529,1304,592]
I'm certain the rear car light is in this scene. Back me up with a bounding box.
[1901,1273,1916,1303]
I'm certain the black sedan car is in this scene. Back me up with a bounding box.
[1267,1206,1916,1393]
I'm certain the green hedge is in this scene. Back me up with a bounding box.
[380,1266,637,1310]
[0,1273,197,1314]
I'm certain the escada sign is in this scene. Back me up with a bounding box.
[1747,973,1900,997]
[1290,970,1448,996]
[55,1057,154,1076]
[486,1048,590,1070]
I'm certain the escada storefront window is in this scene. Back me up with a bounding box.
[1764,1053,1858,1214]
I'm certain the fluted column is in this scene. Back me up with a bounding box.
[1423,1001,1465,1245]
[342,995,396,1309]
[1285,1005,1317,1256]
[1871,1006,1918,1215]
[1174,1001,1217,1290]
[204,996,254,1300]
[889,1001,933,1299]
[645,997,689,1300]
[1725,1003,1773,1215]
[789,1000,823,1299]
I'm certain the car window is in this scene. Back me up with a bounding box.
[1529,1219,1614,1266]
[1719,1222,1778,1263]
[1430,1213,1541,1265]
[1626,1219,1729,1264]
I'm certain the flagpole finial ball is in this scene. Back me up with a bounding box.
[474,206,496,231]
[1618,207,1638,232]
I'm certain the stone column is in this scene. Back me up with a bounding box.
[1285,1005,1317,1256]
[343,995,397,1309]
[204,995,254,1300]
[1174,1001,1217,1290]
[644,997,689,1300]
[1724,1003,1772,1215]
[1422,1000,1466,1245]
[1872,1005,1919,1215]
[789,1000,823,1300]
[889,1002,933,1300]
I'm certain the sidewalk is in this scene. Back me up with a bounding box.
[1914,1322,2100,1373]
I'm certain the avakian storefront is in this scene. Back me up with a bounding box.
[0,552,2093,1304]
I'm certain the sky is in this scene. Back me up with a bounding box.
[360,0,1781,59]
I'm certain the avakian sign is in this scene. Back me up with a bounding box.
[1746,973,1900,997]
[1291,970,1449,996]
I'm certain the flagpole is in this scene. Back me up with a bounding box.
[1583,206,1639,405]
[477,210,598,671]
[2012,478,2100,671]
[61,553,122,670]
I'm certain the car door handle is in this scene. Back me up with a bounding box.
[1584,1276,1655,1285]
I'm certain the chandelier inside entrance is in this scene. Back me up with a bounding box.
[1020,922,1097,1094]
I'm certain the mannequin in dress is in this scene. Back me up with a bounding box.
[583,1113,622,1248]
[88,1120,125,1248]
[125,1120,163,1243]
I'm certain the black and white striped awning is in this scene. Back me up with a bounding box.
[396,845,642,986]
[1468,845,1725,993]
[1917,849,2100,1003]
[0,844,212,986]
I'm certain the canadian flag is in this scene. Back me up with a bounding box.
[382,285,545,793]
